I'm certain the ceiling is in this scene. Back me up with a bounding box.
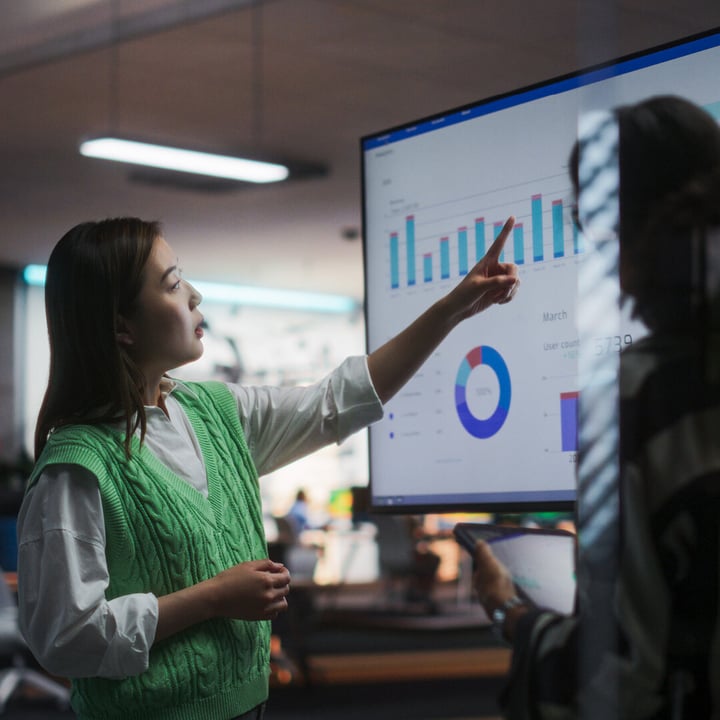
[2,0,720,300]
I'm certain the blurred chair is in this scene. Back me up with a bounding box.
[372,515,440,613]
[269,516,320,582]
[267,516,297,567]
[0,570,70,713]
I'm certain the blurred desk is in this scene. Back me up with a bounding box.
[305,646,511,685]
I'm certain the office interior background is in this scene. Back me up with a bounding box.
[2,2,720,718]
[5,0,720,526]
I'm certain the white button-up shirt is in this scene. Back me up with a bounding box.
[17,356,382,679]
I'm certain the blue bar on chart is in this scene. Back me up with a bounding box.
[532,194,544,262]
[513,223,525,265]
[475,218,485,261]
[573,222,583,255]
[440,237,450,279]
[406,215,416,286]
[390,232,400,289]
[560,391,579,452]
[458,226,468,275]
[552,200,564,258]
[493,222,505,262]
[423,253,433,283]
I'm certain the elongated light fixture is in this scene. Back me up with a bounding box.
[79,137,290,184]
[23,265,357,315]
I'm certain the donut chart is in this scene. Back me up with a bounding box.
[455,345,511,438]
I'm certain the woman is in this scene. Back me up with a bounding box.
[18,215,518,720]
[473,96,720,719]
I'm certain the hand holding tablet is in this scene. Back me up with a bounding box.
[454,523,576,614]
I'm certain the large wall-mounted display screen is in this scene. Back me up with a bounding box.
[362,28,720,513]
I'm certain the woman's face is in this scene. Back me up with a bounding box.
[121,235,204,381]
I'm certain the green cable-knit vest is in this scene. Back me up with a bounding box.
[28,381,271,720]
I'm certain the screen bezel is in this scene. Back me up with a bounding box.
[361,25,720,515]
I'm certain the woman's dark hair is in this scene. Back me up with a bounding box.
[616,96,720,330]
[34,217,161,459]
[571,96,720,330]
[616,96,720,246]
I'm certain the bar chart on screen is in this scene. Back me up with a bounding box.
[384,177,581,292]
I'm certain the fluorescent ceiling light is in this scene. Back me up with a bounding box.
[79,137,290,184]
[23,265,357,315]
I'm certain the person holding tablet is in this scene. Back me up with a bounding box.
[472,95,720,720]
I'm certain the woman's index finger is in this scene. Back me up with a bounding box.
[484,216,515,260]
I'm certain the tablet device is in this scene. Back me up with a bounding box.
[454,523,576,614]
